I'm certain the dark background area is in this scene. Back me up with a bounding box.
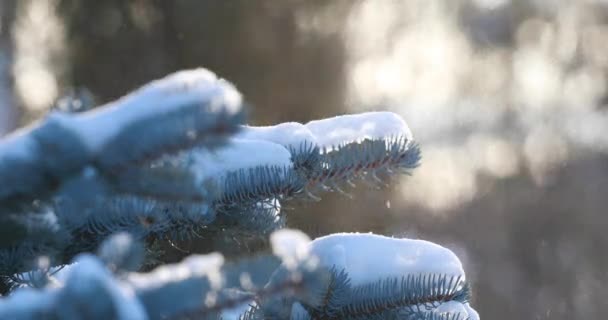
[1,1,608,318]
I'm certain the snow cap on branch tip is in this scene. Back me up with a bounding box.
[305,111,414,148]
[309,232,464,286]
[236,122,318,149]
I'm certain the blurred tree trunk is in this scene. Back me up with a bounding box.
[57,0,350,124]
[0,0,18,136]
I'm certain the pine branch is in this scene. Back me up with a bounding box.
[332,274,469,319]
[169,268,317,320]
[0,230,477,320]
[0,66,478,320]
[305,137,420,195]
[0,243,326,320]
[306,267,351,319]
[0,69,244,208]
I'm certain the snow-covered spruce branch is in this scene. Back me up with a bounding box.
[0,73,419,277]
[250,230,478,320]
[0,69,244,205]
[0,231,478,320]
[0,67,477,319]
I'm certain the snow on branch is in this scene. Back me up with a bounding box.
[0,112,420,275]
[0,68,245,204]
[304,233,477,319]
[0,234,323,320]
[0,68,421,279]
[231,111,420,199]
[246,230,479,320]
[0,67,479,320]
[0,229,478,320]
[305,111,414,148]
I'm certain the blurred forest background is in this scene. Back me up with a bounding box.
[1,0,607,318]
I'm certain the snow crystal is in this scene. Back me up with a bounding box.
[235,122,317,149]
[305,111,414,147]
[308,232,464,286]
[72,68,243,151]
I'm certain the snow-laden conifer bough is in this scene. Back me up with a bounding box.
[0,68,478,319]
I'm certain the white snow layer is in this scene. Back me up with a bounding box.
[0,68,243,172]
[180,112,415,198]
[235,122,317,149]
[234,111,412,151]
[305,111,414,147]
[189,139,293,188]
[72,68,243,151]
[309,232,464,286]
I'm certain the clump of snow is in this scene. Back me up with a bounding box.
[305,111,414,147]
[72,68,243,152]
[128,253,225,290]
[189,139,292,189]
[309,232,464,286]
[234,112,413,153]
[270,229,312,268]
[235,122,317,149]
